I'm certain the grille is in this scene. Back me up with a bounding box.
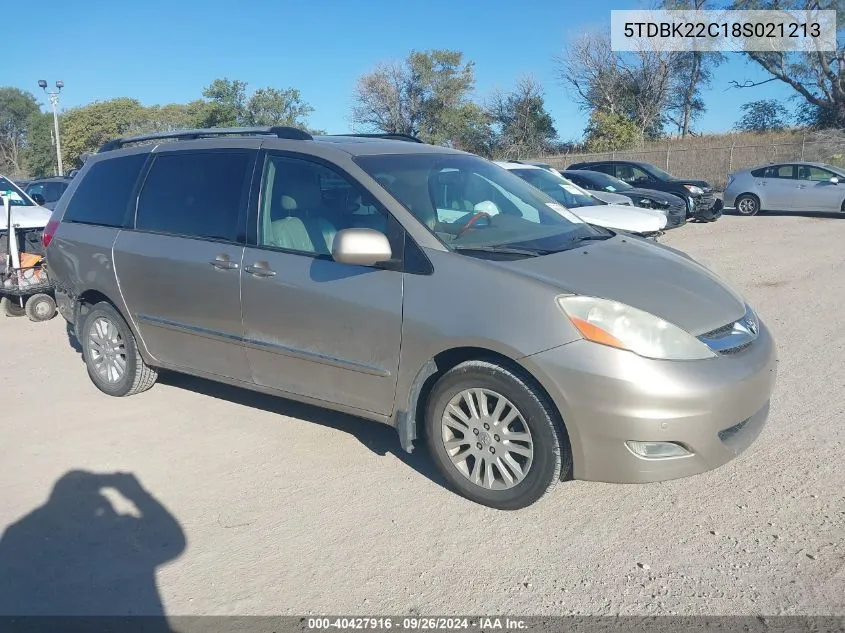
[719,341,752,355]
[700,322,734,339]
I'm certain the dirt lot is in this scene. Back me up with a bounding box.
[0,211,843,617]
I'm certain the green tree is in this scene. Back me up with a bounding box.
[0,87,41,177]
[60,98,148,168]
[730,0,845,128]
[196,78,248,127]
[244,87,315,127]
[734,99,791,132]
[352,49,494,148]
[24,111,56,177]
[488,76,557,159]
[583,111,640,152]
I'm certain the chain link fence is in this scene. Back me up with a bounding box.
[536,131,845,190]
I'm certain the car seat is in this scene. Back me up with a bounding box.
[798,166,811,180]
[265,169,337,255]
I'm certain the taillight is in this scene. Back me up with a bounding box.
[42,218,60,250]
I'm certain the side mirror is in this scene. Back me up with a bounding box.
[830,177,839,184]
[31,193,46,206]
[331,228,392,267]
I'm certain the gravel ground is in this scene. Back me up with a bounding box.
[0,211,843,617]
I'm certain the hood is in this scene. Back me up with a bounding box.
[667,178,711,192]
[626,188,686,208]
[570,203,666,233]
[499,235,746,335]
[0,204,52,230]
[589,190,632,206]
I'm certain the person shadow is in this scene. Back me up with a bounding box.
[0,470,185,631]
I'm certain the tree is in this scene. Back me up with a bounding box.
[0,87,40,177]
[662,0,724,137]
[196,78,248,128]
[583,111,640,152]
[730,0,845,129]
[60,98,148,168]
[352,49,493,148]
[555,31,675,143]
[244,87,314,127]
[488,76,557,159]
[734,99,791,132]
[24,111,56,177]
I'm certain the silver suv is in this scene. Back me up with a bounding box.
[45,127,777,509]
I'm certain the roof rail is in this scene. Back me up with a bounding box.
[334,133,424,144]
[98,126,313,153]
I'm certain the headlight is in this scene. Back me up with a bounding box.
[557,296,716,360]
[683,184,704,196]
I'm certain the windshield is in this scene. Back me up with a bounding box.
[0,178,33,207]
[508,168,603,208]
[355,154,604,253]
[646,164,674,180]
[568,170,632,192]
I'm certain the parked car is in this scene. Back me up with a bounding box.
[45,127,776,510]
[567,160,722,222]
[24,176,73,210]
[496,162,669,236]
[512,162,633,206]
[724,162,845,216]
[561,168,688,228]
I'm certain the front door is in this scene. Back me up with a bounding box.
[794,165,844,211]
[240,152,404,416]
[113,148,257,381]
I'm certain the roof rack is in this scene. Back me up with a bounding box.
[98,126,313,153]
[334,133,424,143]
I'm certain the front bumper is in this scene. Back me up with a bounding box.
[691,194,722,221]
[519,322,777,483]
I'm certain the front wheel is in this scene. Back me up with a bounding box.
[424,360,570,510]
[81,302,158,397]
[736,194,760,216]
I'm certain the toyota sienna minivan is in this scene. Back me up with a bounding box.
[45,127,777,510]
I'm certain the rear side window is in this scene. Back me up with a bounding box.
[63,154,147,226]
[135,151,253,242]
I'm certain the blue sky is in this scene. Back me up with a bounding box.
[6,0,797,139]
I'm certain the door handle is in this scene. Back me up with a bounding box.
[210,255,239,270]
[245,262,277,277]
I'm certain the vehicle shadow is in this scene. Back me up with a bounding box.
[722,208,844,219]
[64,321,448,492]
[159,371,449,492]
[0,470,184,629]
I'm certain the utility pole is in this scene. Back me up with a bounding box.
[38,80,64,176]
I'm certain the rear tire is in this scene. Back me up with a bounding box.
[1,296,25,317]
[424,360,570,510]
[736,194,760,216]
[81,301,158,397]
[25,293,57,322]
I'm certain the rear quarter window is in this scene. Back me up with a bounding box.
[63,154,148,227]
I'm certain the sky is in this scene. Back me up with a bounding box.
[5,0,799,139]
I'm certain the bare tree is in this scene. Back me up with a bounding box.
[352,61,420,136]
[488,76,557,159]
[555,30,675,142]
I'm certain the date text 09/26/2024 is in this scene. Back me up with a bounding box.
[306,617,527,630]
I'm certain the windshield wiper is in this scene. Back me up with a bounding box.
[452,245,544,257]
[570,233,613,244]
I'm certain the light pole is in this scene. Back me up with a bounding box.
[38,79,64,176]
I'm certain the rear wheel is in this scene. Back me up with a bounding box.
[81,302,158,397]
[736,194,760,216]
[25,293,57,322]
[1,296,25,317]
[425,360,570,510]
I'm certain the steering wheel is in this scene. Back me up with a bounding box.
[456,211,491,238]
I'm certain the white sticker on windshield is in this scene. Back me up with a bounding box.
[560,184,583,195]
[606,186,617,192]
[546,202,584,223]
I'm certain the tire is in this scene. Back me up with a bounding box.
[424,360,570,510]
[80,301,158,397]
[736,194,760,216]
[1,296,26,317]
[25,293,57,322]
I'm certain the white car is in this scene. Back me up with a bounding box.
[0,176,52,231]
[497,162,668,236]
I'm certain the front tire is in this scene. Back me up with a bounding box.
[736,194,760,216]
[81,302,158,397]
[25,293,57,322]
[424,360,570,510]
